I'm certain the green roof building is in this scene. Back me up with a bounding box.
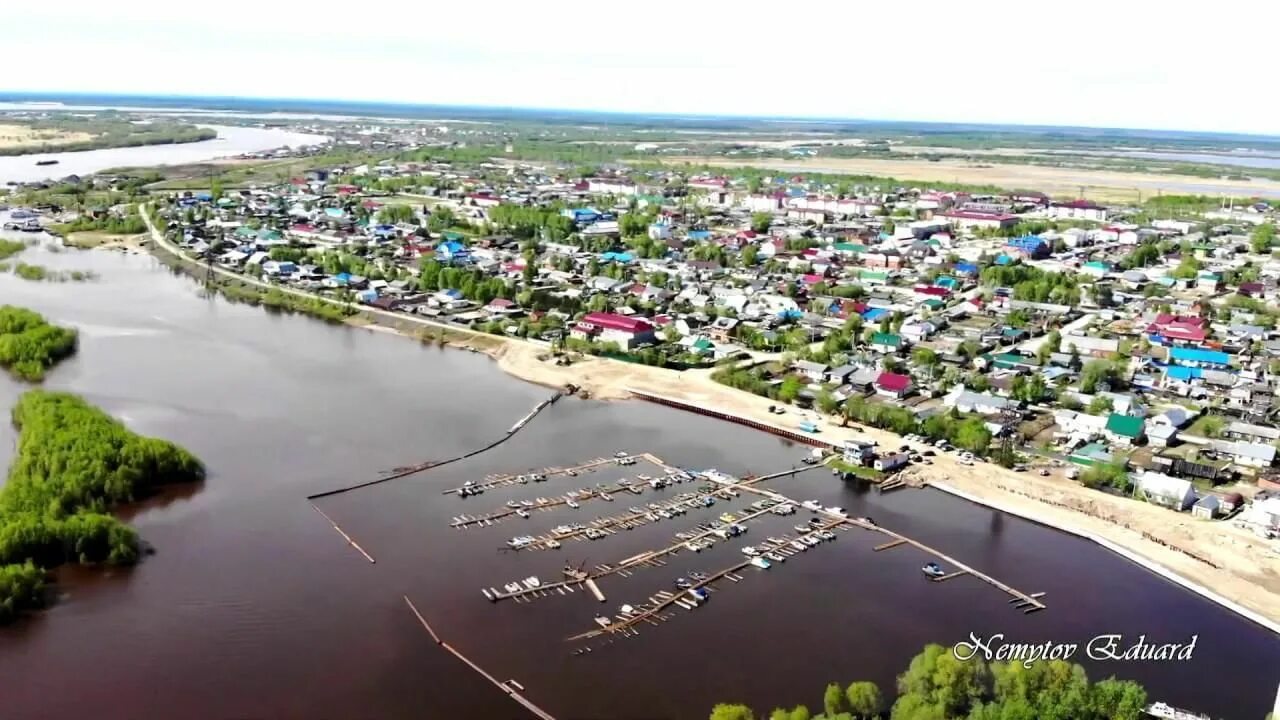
[1105,413,1145,443]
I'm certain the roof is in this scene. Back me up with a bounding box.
[1105,414,1145,439]
[580,312,653,334]
[876,372,913,392]
[870,332,902,347]
[1169,347,1230,365]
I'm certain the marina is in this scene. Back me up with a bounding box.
[468,459,1047,647]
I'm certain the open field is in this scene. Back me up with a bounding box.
[668,155,1280,202]
[0,123,94,149]
[63,231,149,251]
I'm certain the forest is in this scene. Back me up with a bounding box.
[709,643,1148,720]
[0,117,217,156]
[0,390,206,622]
[0,305,79,381]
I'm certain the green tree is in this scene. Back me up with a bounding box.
[710,704,755,720]
[751,212,774,234]
[845,682,883,720]
[894,644,991,719]
[1038,330,1061,365]
[825,682,847,717]
[778,375,803,404]
[1250,222,1275,254]
[953,418,994,456]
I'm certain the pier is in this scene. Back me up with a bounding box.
[444,452,673,497]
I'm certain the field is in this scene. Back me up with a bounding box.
[668,155,1280,203]
[0,123,93,150]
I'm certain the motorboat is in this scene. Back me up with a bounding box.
[791,540,808,552]
[515,509,530,519]
[818,530,836,541]
[614,451,629,458]
[801,500,823,512]
[741,545,758,556]
[674,577,692,590]
[1144,702,1210,720]
[517,474,528,484]
[922,562,946,578]
[545,539,561,550]
[620,604,635,614]
[599,491,613,501]
[504,582,522,593]
[689,571,708,581]
[506,500,520,508]
[793,524,810,533]
[524,576,541,588]
[765,552,786,563]
[565,469,577,477]
[750,556,772,569]
[566,499,580,509]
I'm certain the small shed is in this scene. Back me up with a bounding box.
[1191,495,1220,520]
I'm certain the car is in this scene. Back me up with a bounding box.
[923,450,936,457]
[934,439,948,447]
[899,444,910,452]
[1039,468,1050,476]
[1013,464,1028,472]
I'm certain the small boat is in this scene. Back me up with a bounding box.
[674,577,692,590]
[504,582,522,593]
[620,603,635,614]
[525,576,541,588]
[801,500,823,512]
[687,588,709,603]
[825,507,849,518]
[506,500,520,508]
[765,552,786,563]
[566,499,580,509]
[599,491,613,501]
[594,616,612,628]
[750,556,772,569]
[34,159,59,166]
[685,541,701,552]
[515,509,530,519]
[614,451,629,458]
[517,474,528,484]
[793,524,810,533]
[545,539,561,550]
[1144,702,1210,720]
[818,530,836,541]
[791,540,808,552]
[922,562,945,578]
[689,571,708,581]
[741,545,758,556]
[565,469,577,477]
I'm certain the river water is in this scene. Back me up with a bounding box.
[0,125,329,186]
[0,234,1277,720]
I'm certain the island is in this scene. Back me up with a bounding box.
[0,305,78,381]
[0,390,206,622]
[0,116,216,156]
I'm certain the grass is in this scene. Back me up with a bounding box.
[826,458,885,481]
[7,263,97,283]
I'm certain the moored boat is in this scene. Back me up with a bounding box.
[922,562,945,578]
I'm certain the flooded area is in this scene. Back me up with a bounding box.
[0,236,1277,719]
[0,125,329,185]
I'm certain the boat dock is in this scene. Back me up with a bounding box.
[444,452,674,497]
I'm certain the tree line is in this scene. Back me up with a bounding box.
[710,643,1148,720]
[0,390,206,622]
[0,305,78,382]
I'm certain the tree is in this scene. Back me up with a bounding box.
[824,682,847,717]
[778,376,803,404]
[751,211,774,234]
[1250,222,1275,254]
[787,706,811,720]
[1080,360,1116,394]
[711,705,755,720]
[1038,330,1061,365]
[817,390,840,415]
[845,682,883,720]
[894,644,990,719]
[953,418,993,456]
[1198,415,1225,438]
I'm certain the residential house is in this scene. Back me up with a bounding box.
[875,372,914,398]
[570,312,656,349]
[873,452,910,472]
[1212,440,1276,469]
[1104,414,1145,446]
[946,387,1012,416]
[870,332,905,354]
[795,360,830,383]
[1136,472,1196,510]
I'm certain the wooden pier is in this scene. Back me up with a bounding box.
[874,538,907,551]
[444,452,675,497]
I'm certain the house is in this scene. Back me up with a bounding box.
[1104,414,1145,446]
[1061,333,1119,357]
[1225,421,1280,444]
[875,372,914,398]
[1136,472,1195,510]
[1048,199,1108,222]
[870,332,904,354]
[1212,440,1276,469]
[826,364,859,385]
[873,452,910,472]
[1169,347,1230,368]
[570,312,656,349]
[946,387,1011,416]
[1191,495,1221,520]
[794,360,829,383]
[842,440,875,465]
[939,210,1018,230]
[1005,235,1049,259]
[1240,496,1280,533]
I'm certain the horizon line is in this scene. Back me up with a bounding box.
[2,90,1278,141]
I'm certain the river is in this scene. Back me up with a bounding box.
[0,125,329,186]
[0,233,1277,720]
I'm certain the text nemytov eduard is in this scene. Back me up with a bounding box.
[953,633,1198,668]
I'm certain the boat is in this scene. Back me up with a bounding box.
[515,509,530,519]
[801,500,823,511]
[1144,702,1210,720]
[545,539,561,550]
[507,537,532,549]
[818,530,836,541]
[525,576,541,588]
[741,545,758,556]
[687,588,709,603]
[620,604,635,614]
[565,469,577,477]
[719,512,737,523]
[506,500,520,508]
[922,562,946,578]
[599,491,613,501]
[750,556,772,569]
[517,474,528,484]
[793,524,811,533]
[791,540,808,551]
[566,499,580,509]
[825,507,849,518]
[689,571,708,581]
[674,577,692,589]
[594,615,613,628]
[765,552,786,563]
[34,159,59,166]
[504,582,522,593]
[615,451,628,458]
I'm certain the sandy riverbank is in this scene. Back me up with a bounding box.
[666,156,1280,202]
[63,231,150,252]
[454,341,1280,627]
[0,123,93,150]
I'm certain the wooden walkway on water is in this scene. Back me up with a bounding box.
[443,452,675,497]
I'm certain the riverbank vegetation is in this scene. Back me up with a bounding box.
[210,281,357,323]
[6,262,97,283]
[0,391,206,622]
[0,306,78,381]
[709,643,1148,720]
[0,239,29,260]
[50,208,148,236]
[0,117,216,156]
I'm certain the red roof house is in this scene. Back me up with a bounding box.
[875,372,914,398]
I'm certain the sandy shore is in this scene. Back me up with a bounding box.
[667,156,1280,202]
[64,231,150,252]
[0,123,93,150]
[450,341,1280,627]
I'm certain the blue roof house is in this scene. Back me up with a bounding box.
[1169,347,1230,368]
[1005,235,1048,258]
[437,240,470,264]
[954,262,980,276]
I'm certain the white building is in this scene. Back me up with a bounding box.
[1136,472,1195,511]
[874,452,910,472]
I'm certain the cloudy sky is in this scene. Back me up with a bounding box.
[9,0,1276,135]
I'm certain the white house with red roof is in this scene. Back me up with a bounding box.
[570,312,656,349]
[938,210,1019,230]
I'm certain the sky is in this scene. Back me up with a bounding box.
[10,0,1278,135]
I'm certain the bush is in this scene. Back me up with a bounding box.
[0,306,78,381]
